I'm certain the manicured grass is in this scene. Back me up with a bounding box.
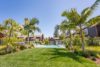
[0,48,98,67]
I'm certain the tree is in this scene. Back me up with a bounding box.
[61,0,100,52]
[76,0,100,52]
[24,18,41,44]
[4,19,19,41]
[61,8,81,51]
[54,25,59,37]
[59,19,76,51]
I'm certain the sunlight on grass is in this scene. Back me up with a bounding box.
[86,46,100,52]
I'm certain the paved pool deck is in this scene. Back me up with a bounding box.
[33,44,66,48]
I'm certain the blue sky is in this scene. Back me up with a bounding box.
[0,0,100,37]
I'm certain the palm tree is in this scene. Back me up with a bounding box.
[77,0,100,52]
[59,19,76,51]
[4,19,18,41]
[54,25,59,37]
[61,0,100,52]
[24,18,41,44]
[61,9,81,51]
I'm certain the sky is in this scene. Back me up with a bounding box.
[0,0,100,37]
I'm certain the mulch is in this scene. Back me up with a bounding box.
[95,58,100,64]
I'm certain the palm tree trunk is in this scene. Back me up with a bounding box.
[8,27,13,42]
[28,32,30,45]
[79,24,85,52]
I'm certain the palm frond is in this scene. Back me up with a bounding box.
[81,7,91,23]
[70,9,80,24]
[30,18,39,25]
[59,21,68,32]
[91,0,100,11]
[86,15,100,26]
[34,27,41,32]
[80,0,100,24]
[24,25,30,30]
[62,9,80,25]
[59,20,76,31]
[61,11,68,17]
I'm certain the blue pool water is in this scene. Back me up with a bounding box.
[33,44,65,48]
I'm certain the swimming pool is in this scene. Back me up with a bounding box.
[33,44,66,48]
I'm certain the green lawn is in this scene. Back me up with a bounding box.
[0,48,99,67]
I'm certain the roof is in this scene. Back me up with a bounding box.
[0,32,5,38]
[90,23,100,28]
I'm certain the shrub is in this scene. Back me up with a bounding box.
[0,47,6,55]
[73,35,81,46]
[87,37,100,46]
[89,51,97,57]
[5,44,14,53]
[0,45,14,55]
[19,45,27,50]
[0,50,6,55]
[63,38,70,48]
[43,39,49,45]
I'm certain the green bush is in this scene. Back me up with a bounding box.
[43,39,49,45]
[87,37,100,46]
[82,52,91,58]
[19,45,27,50]
[0,47,6,55]
[73,35,81,46]
[62,38,70,48]
[0,37,27,55]
[2,37,23,45]
[0,45,14,55]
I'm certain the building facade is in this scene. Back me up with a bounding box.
[88,24,100,37]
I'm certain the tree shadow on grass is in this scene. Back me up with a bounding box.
[86,50,100,55]
[42,48,93,64]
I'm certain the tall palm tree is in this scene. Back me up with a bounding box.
[24,18,41,44]
[61,0,100,52]
[61,9,81,51]
[77,0,100,52]
[4,19,18,41]
[59,19,76,51]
